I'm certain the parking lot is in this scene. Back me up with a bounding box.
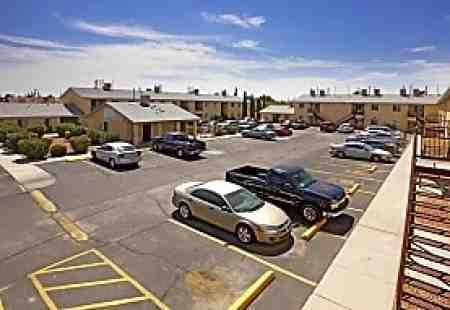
[0,128,397,309]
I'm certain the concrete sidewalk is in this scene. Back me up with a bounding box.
[0,152,55,191]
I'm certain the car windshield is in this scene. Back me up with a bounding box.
[290,169,315,188]
[119,145,136,151]
[173,134,189,141]
[225,189,264,213]
[364,144,374,151]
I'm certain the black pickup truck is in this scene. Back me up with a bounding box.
[225,164,349,223]
[151,132,206,158]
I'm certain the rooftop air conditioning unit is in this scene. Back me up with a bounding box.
[361,89,368,96]
[374,88,381,96]
[400,87,408,97]
[310,89,316,97]
[319,89,326,96]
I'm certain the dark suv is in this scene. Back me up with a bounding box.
[151,132,206,158]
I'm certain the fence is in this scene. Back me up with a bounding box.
[418,122,450,160]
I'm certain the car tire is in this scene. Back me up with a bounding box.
[109,158,116,169]
[236,224,255,244]
[371,155,380,162]
[177,149,184,158]
[301,204,322,224]
[179,203,192,219]
[152,144,159,152]
[91,151,97,160]
[337,151,345,158]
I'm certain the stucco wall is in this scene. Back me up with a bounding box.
[85,106,133,142]
[0,117,70,129]
[60,89,91,115]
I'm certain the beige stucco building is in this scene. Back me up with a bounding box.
[287,89,450,131]
[260,105,296,122]
[0,103,79,129]
[86,102,199,145]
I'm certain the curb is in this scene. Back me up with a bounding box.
[52,212,88,241]
[31,190,57,213]
[65,154,91,162]
[346,183,361,196]
[301,218,328,241]
[368,165,378,174]
[228,271,275,310]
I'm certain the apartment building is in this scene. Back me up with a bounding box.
[60,81,243,122]
[289,88,450,131]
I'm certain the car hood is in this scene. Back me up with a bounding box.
[305,180,345,201]
[175,181,203,194]
[238,202,289,226]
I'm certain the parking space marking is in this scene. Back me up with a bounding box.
[29,248,170,310]
[308,168,383,183]
[347,207,364,213]
[301,218,328,241]
[358,189,377,196]
[167,219,317,287]
[228,271,275,310]
[346,183,361,196]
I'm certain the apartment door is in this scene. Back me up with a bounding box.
[143,124,152,142]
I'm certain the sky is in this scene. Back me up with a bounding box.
[1,0,450,99]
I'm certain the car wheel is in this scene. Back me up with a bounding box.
[91,151,97,160]
[179,203,191,219]
[177,149,184,158]
[302,204,322,224]
[152,144,159,152]
[109,158,116,169]
[337,151,345,158]
[236,224,254,244]
[371,155,380,162]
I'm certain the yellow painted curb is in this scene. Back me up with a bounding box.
[228,271,275,310]
[367,165,377,174]
[65,154,90,162]
[31,190,57,213]
[346,183,361,196]
[301,218,328,241]
[52,212,88,241]
[0,297,4,310]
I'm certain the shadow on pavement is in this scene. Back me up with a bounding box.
[90,158,140,172]
[171,211,294,257]
[321,214,355,235]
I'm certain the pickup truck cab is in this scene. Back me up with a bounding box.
[151,132,206,158]
[225,164,349,223]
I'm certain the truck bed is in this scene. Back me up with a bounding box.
[225,165,269,192]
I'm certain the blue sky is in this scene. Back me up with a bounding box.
[1,0,450,98]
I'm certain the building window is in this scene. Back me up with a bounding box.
[45,119,50,128]
[103,122,109,131]
[17,119,23,128]
[393,104,401,112]
[371,104,379,111]
[298,103,304,109]
[231,103,235,108]
[91,100,97,112]
[195,102,203,111]
[314,103,320,112]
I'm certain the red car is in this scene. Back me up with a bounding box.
[272,124,293,136]
[319,121,336,132]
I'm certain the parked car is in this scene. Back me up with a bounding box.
[345,135,398,154]
[241,125,276,140]
[238,119,258,132]
[329,142,393,162]
[291,120,309,130]
[216,120,239,135]
[365,126,401,139]
[225,164,349,223]
[172,180,292,244]
[319,121,336,132]
[261,123,292,136]
[337,123,354,133]
[151,132,206,158]
[91,142,141,169]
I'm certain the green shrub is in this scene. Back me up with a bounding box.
[17,138,49,160]
[56,123,76,138]
[5,131,31,153]
[0,122,19,142]
[71,126,86,137]
[69,135,90,154]
[88,129,120,145]
[50,144,67,157]
[27,125,45,138]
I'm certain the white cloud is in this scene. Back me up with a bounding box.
[406,45,436,53]
[201,12,266,29]
[1,32,450,99]
[0,33,74,49]
[232,40,260,50]
[72,20,217,43]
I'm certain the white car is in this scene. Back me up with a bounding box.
[337,123,354,133]
[91,142,141,168]
[329,142,393,162]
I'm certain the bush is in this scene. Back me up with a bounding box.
[0,122,20,142]
[27,125,45,138]
[88,129,120,145]
[5,131,31,153]
[71,126,86,137]
[17,138,49,160]
[56,123,76,138]
[69,135,90,154]
[50,144,67,157]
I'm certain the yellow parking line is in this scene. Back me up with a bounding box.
[52,212,88,241]
[92,249,170,310]
[34,249,96,274]
[368,165,377,174]
[29,274,58,310]
[63,296,150,310]
[228,271,275,310]
[301,218,328,241]
[359,189,377,196]
[308,168,382,183]
[31,190,57,213]
[45,278,127,292]
[227,245,317,287]
[347,207,364,213]
[167,218,228,246]
[346,183,361,196]
[35,262,108,274]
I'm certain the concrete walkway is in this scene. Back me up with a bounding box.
[0,151,55,191]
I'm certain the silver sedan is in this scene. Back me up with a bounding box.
[172,180,292,244]
[92,142,141,169]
